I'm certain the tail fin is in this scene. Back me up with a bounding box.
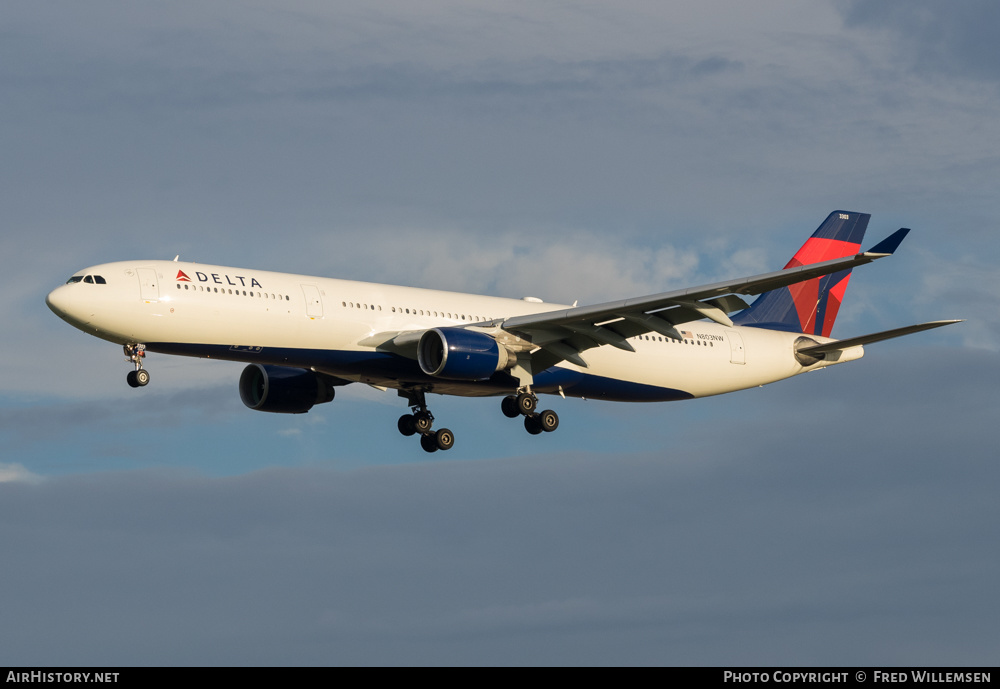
[731,211,870,337]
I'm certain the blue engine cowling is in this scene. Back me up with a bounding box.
[417,328,512,381]
[239,364,336,414]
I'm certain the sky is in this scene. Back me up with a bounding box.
[1,0,997,666]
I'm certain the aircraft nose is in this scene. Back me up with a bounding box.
[45,284,72,316]
[45,284,87,327]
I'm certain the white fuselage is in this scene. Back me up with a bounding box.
[46,260,862,401]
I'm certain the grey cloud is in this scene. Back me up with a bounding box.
[1,41,741,117]
[839,0,1000,83]
[0,463,42,484]
[0,385,237,438]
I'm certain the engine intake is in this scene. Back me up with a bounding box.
[239,364,336,414]
[417,328,512,381]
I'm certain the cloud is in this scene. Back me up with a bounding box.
[916,256,1000,350]
[838,0,1000,84]
[0,463,42,484]
[0,385,239,437]
[312,223,702,305]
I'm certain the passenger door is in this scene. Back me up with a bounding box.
[137,268,160,303]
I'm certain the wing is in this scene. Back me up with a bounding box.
[499,229,911,371]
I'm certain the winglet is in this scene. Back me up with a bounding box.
[865,228,910,256]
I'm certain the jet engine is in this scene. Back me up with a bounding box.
[239,364,336,414]
[417,328,514,381]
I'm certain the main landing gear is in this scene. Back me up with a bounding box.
[124,343,150,388]
[501,391,559,435]
[397,388,455,453]
[397,388,558,453]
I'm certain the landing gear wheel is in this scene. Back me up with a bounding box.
[501,396,520,419]
[398,414,417,437]
[124,344,149,388]
[413,411,433,434]
[420,433,439,453]
[524,414,544,435]
[434,428,455,451]
[538,409,559,433]
[516,392,537,415]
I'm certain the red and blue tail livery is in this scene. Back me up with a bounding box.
[46,211,960,453]
[732,211,869,337]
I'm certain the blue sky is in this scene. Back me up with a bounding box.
[1,0,997,665]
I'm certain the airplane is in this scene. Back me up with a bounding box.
[46,211,959,452]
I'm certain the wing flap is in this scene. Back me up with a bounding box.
[562,322,636,352]
[539,340,589,368]
[619,312,684,340]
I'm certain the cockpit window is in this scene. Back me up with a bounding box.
[66,276,84,284]
[94,275,106,284]
[84,275,94,284]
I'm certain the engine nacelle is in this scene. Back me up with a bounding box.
[417,328,513,381]
[239,364,336,414]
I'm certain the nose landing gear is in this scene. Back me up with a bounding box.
[124,343,149,388]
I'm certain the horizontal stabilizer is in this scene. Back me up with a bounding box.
[796,319,963,357]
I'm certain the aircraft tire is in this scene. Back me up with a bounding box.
[501,396,520,418]
[413,411,433,433]
[516,392,537,415]
[435,428,455,451]
[524,414,543,435]
[538,410,559,433]
[420,433,439,453]
[135,369,150,386]
[398,414,417,437]
[126,371,139,388]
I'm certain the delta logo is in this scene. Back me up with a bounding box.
[175,269,263,289]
